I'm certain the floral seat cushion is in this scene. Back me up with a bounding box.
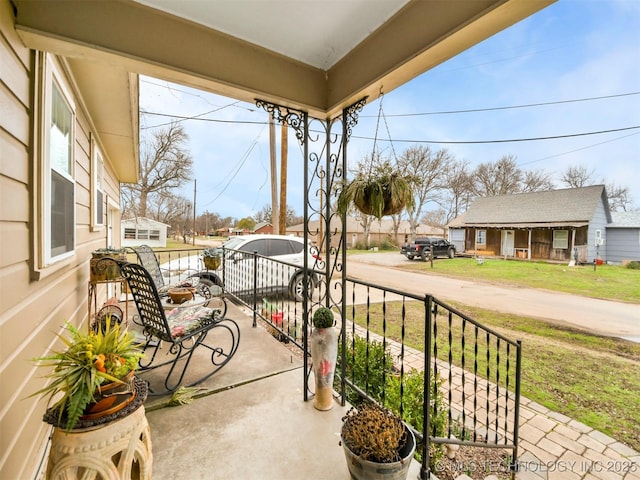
[166,306,215,338]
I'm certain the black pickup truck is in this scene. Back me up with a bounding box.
[402,237,456,260]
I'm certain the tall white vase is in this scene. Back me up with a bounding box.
[310,327,338,410]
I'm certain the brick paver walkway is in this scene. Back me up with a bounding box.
[347,321,640,480]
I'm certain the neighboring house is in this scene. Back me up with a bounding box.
[287,218,445,248]
[253,222,273,234]
[1,1,556,477]
[446,211,468,253]
[0,2,138,477]
[447,185,611,263]
[606,211,640,265]
[121,217,170,248]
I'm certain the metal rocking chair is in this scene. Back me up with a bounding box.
[119,261,240,394]
[128,244,228,318]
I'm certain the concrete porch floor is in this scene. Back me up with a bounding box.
[131,299,639,480]
[137,301,422,480]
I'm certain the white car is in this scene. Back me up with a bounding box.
[161,235,323,302]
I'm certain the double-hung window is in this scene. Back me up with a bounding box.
[553,230,569,249]
[43,55,76,265]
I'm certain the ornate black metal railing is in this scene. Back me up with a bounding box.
[136,90,522,478]
[135,244,522,478]
[339,277,522,479]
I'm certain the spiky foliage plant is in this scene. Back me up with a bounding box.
[31,318,143,430]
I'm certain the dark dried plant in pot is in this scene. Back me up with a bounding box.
[340,402,416,480]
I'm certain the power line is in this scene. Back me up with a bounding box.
[198,126,266,209]
[140,78,256,112]
[365,92,640,117]
[141,109,640,145]
[519,131,640,166]
[140,110,265,129]
[352,125,640,145]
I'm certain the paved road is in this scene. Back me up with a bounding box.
[347,252,640,342]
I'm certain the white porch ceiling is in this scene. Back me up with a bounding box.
[134,0,410,70]
[13,0,556,181]
[15,0,556,119]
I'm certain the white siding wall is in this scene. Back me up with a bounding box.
[0,2,121,476]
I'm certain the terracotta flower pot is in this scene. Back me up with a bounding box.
[168,287,195,304]
[81,371,136,421]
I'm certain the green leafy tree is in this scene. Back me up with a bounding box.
[236,216,256,231]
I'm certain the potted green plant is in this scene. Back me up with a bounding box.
[340,402,416,480]
[31,318,143,431]
[90,247,127,282]
[202,247,221,270]
[309,306,337,411]
[337,161,414,220]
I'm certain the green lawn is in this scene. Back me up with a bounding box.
[355,301,640,452]
[397,257,640,303]
[346,252,639,451]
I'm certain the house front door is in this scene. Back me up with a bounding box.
[501,230,515,257]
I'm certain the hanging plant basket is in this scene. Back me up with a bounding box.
[338,166,414,220]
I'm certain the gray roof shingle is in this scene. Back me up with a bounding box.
[460,185,608,226]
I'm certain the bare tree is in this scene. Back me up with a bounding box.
[196,211,228,235]
[560,165,633,210]
[560,165,596,188]
[521,169,555,193]
[606,182,632,212]
[397,145,452,240]
[254,204,301,227]
[473,154,522,197]
[354,209,374,249]
[442,159,473,224]
[420,208,447,229]
[121,122,193,218]
[389,212,403,247]
[472,154,554,197]
[146,192,192,242]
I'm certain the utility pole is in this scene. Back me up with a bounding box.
[192,179,196,246]
[279,122,288,235]
[269,114,279,234]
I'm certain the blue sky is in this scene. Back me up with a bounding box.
[139,0,640,219]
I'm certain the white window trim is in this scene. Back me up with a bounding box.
[91,136,105,230]
[553,229,569,249]
[39,54,76,268]
[476,230,486,245]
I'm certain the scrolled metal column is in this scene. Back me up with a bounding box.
[255,98,366,403]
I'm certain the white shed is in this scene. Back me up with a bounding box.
[121,217,170,248]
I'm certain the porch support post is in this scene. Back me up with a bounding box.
[255,97,366,404]
[527,229,532,260]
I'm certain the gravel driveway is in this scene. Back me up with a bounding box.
[346,252,640,342]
